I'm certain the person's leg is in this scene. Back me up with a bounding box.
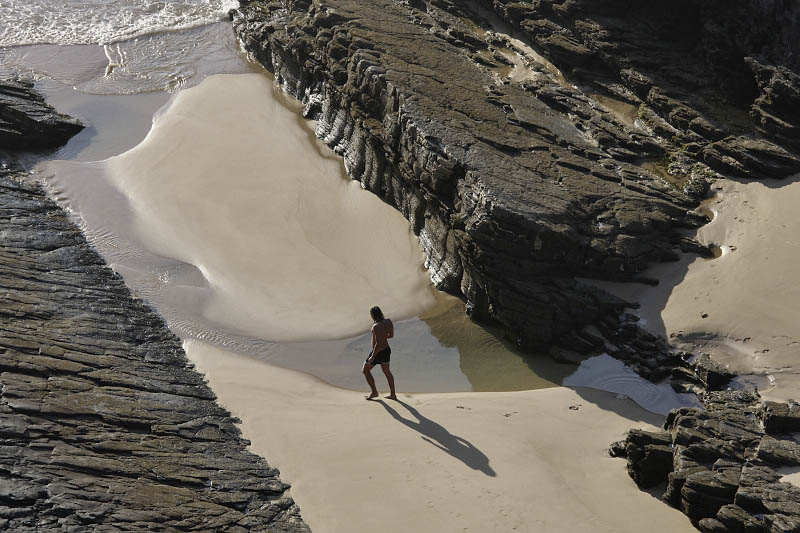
[362,363,378,399]
[380,363,396,399]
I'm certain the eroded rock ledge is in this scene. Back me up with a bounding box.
[613,391,800,532]
[231,0,711,359]
[485,0,800,180]
[0,170,309,531]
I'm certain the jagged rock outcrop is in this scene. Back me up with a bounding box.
[483,0,800,180]
[0,79,84,150]
[613,391,800,531]
[232,0,713,358]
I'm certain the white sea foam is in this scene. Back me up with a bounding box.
[0,0,239,47]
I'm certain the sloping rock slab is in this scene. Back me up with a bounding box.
[0,170,309,532]
[484,0,800,179]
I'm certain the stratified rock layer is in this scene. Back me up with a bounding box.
[232,0,711,356]
[0,79,84,150]
[614,391,800,532]
[0,169,309,530]
[484,0,800,180]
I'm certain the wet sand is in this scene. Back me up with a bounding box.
[591,177,800,401]
[53,73,437,342]
[186,340,694,533]
[0,21,249,95]
[780,466,800,489]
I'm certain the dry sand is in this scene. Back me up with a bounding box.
[780,466,800,489]
[591,176,800,402]
[186,340,693,533]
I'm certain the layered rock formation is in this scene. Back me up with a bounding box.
[232,0,719,359]
[0,79,84,150]
[231,4,800,529]
[613,391,800,532]
[0,84,308,531]
[485,0,800,180]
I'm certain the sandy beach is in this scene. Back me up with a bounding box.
[591,176,800,402]
[53,73,436,343]
[186,340,694,533]
[43,72,586,394]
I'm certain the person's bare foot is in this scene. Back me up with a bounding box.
[385,394,397,400]
[366,393,379,400]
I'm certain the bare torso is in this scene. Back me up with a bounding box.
[371,318,394,353]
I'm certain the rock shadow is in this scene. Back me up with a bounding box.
[376,399,496,477]
[566,386,668,426]
[728,172,800,190]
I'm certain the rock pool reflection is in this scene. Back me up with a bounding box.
[420,295,574,392]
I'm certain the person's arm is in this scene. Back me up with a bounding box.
[386,319,394,339]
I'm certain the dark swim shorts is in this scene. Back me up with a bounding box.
[367,346,391,365]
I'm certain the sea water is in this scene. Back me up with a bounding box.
[0,0,247,94]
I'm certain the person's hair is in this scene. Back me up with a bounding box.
[370,306,384,322]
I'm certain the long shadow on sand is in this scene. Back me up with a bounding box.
[376,399,496,477]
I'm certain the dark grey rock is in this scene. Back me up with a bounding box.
[762,402,800,435]
[484,0,800,181]
[618,390,800,530]
[692,354,736,391]
[0,79,84,150]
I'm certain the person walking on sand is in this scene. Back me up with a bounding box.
[363,306,396,400]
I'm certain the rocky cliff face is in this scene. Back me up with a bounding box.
[233,0,719,357]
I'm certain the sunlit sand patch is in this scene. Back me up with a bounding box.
[464,0,571,88]
[94,73,436,342]
[590,93,640,128]
[779,466,800,488]
[590,176,800,401]
[185,339,695,533]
